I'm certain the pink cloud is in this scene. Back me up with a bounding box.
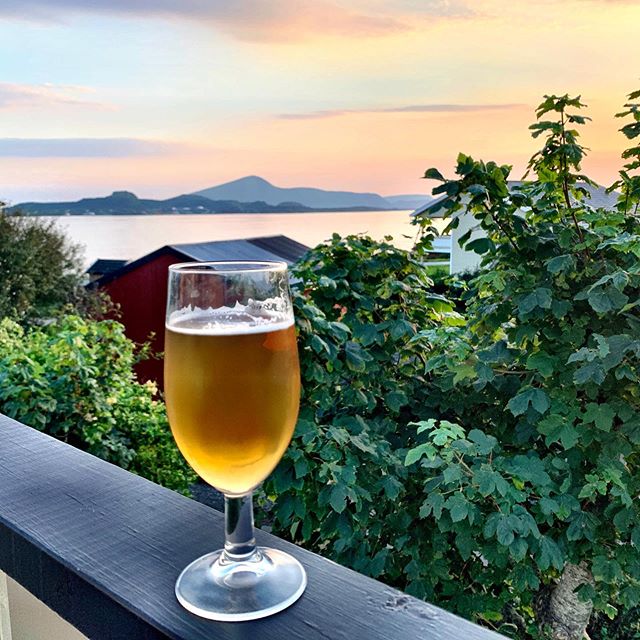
[278,103,527,119]
[0,83,113,110]
[0,138,184,157]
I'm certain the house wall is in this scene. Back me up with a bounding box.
[450,212,484,274]
[4,574,88,640]
[103,253,179,387]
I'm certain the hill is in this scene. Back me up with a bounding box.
[7,191,388,216]
[384,194,431,210]
[193,176,392,209]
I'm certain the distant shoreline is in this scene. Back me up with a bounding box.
[6,179,429,216]
[21,208,412,217]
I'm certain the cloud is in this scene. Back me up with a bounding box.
[0,83,111,110]
[0,138,182,158]
[278,103,526,119]
[346,0,474,18]
[0,0,433,41]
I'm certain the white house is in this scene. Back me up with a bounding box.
[412,182,619,274]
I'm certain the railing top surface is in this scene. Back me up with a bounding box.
[0,414,505,640]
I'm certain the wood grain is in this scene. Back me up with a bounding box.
[0,414,506,640]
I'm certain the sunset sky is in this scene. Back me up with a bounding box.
[1,0,639,203]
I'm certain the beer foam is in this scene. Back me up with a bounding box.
[167,301,293,335]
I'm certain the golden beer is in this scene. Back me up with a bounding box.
[164,314,300,496]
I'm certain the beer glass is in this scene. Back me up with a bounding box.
[164,261,306,621]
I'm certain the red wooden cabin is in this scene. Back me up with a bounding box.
[90,236,309,386]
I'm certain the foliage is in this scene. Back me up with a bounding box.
[409,90,640,636]
[260,233,462,577]
[0,208,84,322]
[0,314,195,493]
[264,90,640,639]
[610,89,640,215]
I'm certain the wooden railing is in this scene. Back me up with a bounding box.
[0,414,506,639]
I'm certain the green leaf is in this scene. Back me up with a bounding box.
[420,493,444,519]
[509,537,528,562]
[443,463,464,484]
[566,511,596,541]
[424,167,445,181]
[344,341,370,372]
[587,287,629,313]
[546,254,574,274]
[404,443,436,466]
[294,457,309,479]
[539,497,559,515]
[507,387,550,416]
[537,536,564,571]
[592,556,623,583]
[525,352,556,378]
[329,484,348,514]
[385,390,408,412]
[518,288,552,315]
[475,467,497,497]
[380,475,403,500]
[496,517,515,546]
[466,237,492,254]
[582,403,616,431]
[551,299,572,318]
[587,289,613,313]
[574,361,606,385]
[389,319,415,341]
[468,429,498,454]
[538,414,580,449]
[508,455,551,486]
[414,419,437,435]
[445,494,469,522]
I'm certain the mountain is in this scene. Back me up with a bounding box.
[9,191,213,215]
[7,191,386,216]
[193,176,391,210]
[384,194,432,210]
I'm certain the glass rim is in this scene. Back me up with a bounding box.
[168,260,288,275]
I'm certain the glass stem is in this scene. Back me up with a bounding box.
[223,493,257,561]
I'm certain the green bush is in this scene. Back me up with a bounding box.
[0,209,83,321]
[0,314,196,493]
[408,92,640,638]
[264,90,640,640]
[260,234,462,576]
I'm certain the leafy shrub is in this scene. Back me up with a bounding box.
[0,314,195,493]
[260,234,462,577]
[408,92,640,638]
[264,90,640,640]
[0,209,84,322]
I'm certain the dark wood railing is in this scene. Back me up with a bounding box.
[0,414,506,639]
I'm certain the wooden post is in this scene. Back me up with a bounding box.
[0,570,12,640]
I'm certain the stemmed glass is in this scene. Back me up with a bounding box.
[164,261,306,621]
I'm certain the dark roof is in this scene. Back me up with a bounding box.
[170,236,309,264]
[90,235,310,288]
[85,259,128,275]
[245,236,310,263]
[413,181,619,217]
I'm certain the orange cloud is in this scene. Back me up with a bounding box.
[3,0,413,41]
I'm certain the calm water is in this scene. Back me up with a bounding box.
[46,210,447,268]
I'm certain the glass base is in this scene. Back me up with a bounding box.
[175,547,307,621]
